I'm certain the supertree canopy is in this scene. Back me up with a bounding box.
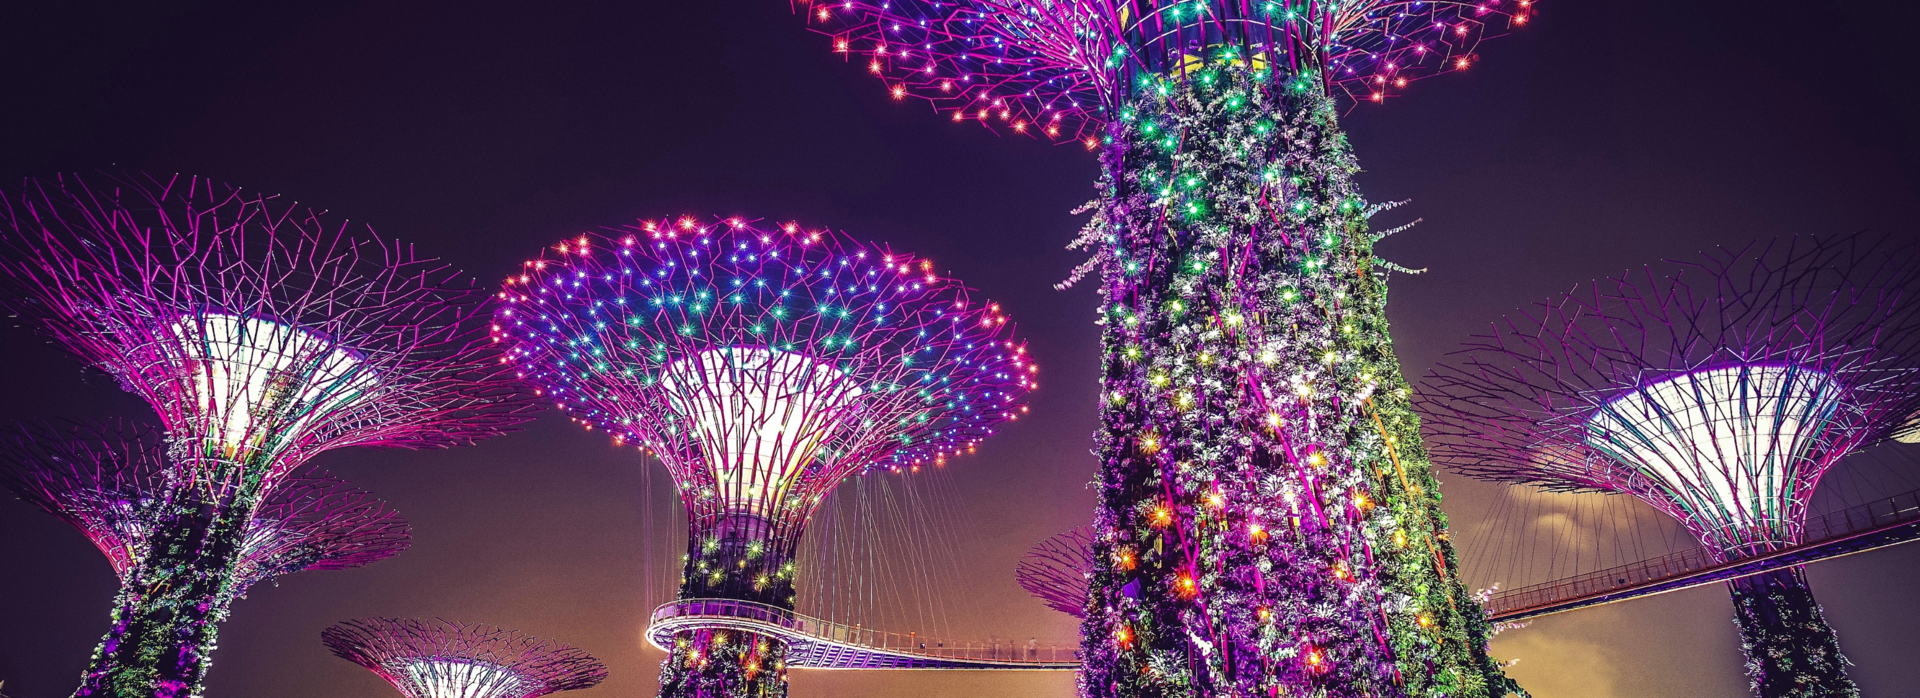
[0,422,410,593]
[1417,234,1920,698]
[322,618,608,698]
[806,0,1531,144]
[1017,526,1096,617]
[0,171,536,698]
[495,216,1035,697]
[793,3,1533,698]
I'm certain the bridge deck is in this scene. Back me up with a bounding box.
[647,598,1078,670]
[1486,488,1920,622]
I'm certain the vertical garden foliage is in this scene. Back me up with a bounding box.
[659,628,790,698]
[1078,62,1521,698]
[1729,568,1859,698]
[75,478,259,698]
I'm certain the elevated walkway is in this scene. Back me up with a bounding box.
[647,598,1077,670]
[1486,488,1920,622]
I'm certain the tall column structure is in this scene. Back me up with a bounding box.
[796,2,1536,695]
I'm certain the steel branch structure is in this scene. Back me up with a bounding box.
[0,422,410,593]
[0,171,536,698]
[803,0,1532,143]
[1418,234,1920,698]
[496,216,1035,697]
[323,618,608,698]
[1017,526,1096,618]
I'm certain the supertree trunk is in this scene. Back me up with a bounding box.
[659,627,789,698]
[659,523,797,698]
[75,479,258,698]
[1728,567,1858,698]
[1078,66,1520,698]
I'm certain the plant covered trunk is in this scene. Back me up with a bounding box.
[1076,63,1522,698]
[659,518,797,698]
[678,514,799,608]
[74,488,253,698]
[1728,567,1858,698]
[658,627,788,698]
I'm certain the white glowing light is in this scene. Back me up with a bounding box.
[1584,364,1844,554]
[659,346,863,517]
[1895,411,1920,444]
[396,658,537,698]
[168,313,376,457]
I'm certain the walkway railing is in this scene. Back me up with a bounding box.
[648,598,1078,669]
[1485,488,1920,621]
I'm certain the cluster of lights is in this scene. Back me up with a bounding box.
[1063,62,1519,697]
[494,217,1034,531]
[800,0,1533,143]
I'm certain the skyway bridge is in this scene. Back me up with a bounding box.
[1486,487,1920,622]
[647,598,1078,670]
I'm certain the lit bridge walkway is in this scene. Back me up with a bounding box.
[647,598,1078,670]
[1486,488,1920,622]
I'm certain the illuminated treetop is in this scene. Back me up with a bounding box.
[802,0,1535,142]
[0,422,410,591]
[0,172,537,500]
[494,216,1035,531]
[322,618,608,698]
[1417,235,1920,557]
[1016,526,1094,617]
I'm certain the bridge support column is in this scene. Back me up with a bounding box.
[659,627,789,698]
[1727,567,1858,698]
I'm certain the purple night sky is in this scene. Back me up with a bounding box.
[3,1,1918,697]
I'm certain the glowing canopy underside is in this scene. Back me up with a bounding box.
[394,658,539,698]
[660,346,863,519]
[168,313,377,461]
[1583,364,1847,555]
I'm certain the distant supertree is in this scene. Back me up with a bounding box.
[323,618,608,698]
[0,172,536,698]
[1418,235,1920,698]
[496,217,1035,698]
[796,4,1536,697]
[0,422,410,593]
[1017,526,1095,618]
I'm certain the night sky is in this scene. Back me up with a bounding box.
[3,1,1919,697]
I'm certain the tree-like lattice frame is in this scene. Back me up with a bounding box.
[323,618,608,698]
[799,0,1533,143]
[1417,234,1920,557]
[1016,526,1095,617]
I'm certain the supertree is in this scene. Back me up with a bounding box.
[795,3,1535,697]
[0,421,411,594]
[1018,526,1096,618]
[323,618,608,698]
[1416,234,1920,698]
[495,216,1035,698]
[0,172,537,697]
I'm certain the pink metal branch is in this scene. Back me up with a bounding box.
[1016,526,1096,617]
